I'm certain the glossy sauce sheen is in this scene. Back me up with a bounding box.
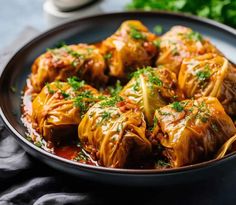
[21,80,156,168]
[21,81,97,166]
[20,21,236,169]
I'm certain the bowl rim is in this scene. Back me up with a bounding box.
[1,11,236,175]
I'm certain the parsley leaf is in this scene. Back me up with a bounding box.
[196,66,211,82]
[104,53,112,60]
[127,0,236,29]
[153,25,163,34]
[46,83,55,94]
[98,111,112,124]
[100,96,123,107]
[35,141,43,148]
[73,151,88,161]
[187,31,203,41]
[132,67,163,87]
[74,91,95,114]
[108,80,123,97]
[171,101,184,112]
[67,76,85,91]
[130,26,146,40]
[153,39,161,48]
[62,45,84,59]
[155,159,170,168]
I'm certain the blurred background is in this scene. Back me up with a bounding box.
[1,0,236,49]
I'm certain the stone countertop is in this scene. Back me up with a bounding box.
[0,0,130,49]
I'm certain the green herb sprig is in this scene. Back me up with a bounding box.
[67,76,85,91]
[127,0,236,29]
[196,66,211,82]
[100,96,124,108]
[171,101,185,112]
[187,31,203,41]
[108,80,123,97]
[131,67,163,87]
[130,26,146,40]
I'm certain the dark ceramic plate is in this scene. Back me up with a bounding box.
[0,12,236,186]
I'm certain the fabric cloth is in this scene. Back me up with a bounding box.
[1,28,236,205]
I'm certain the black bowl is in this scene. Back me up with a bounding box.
[1,11,236,186]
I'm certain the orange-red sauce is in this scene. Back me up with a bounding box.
[21,79,97,166]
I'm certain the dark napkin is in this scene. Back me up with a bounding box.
[1,28,236,205]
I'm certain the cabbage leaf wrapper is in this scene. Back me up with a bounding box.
[216,134,236,159]
[30,44,107,92]
[120,66,183,125]
[100,20,158,78]
[156,26,220,74]
[178,53,236,115]
[78,97,152,168]
[152,97,236,167]
[32,80,101,145]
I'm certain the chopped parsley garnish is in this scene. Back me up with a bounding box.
[73,151,88,161]
[97,95,108,101]
[153,116,158,128]
[196,66,211,82]
[104,52,112,60]
[86,47,94,54]
[63,45,84,59]
[55,41,66,48]
[153,39,161,48]
[61,90,70,98]
[74,99,86,114]
[67,76,85,91]
[98,111,112,124]
[100,96,123,107]
[51,81,70,98]
[148,72,163,86]
[108,80,123,97]
[132,80,140,91]
[171,101,185,112]
[195,101,210,123]
[46,83,55,94]
[74,91,95,114]
[55,80,62,89]
[130,26,146,40]
[158,110,170,116]
[71,60,78,67]
[10,86,17,93]
[80,90,95,98]
[172,47,179,56]
[131,67,163,87]
[35,141,43,148]
[155,159,170,167]
[153,25,163,34]
[187,31,203,41]
[132,66,152,77]
[211,123,219,132]
[26,135,33,142]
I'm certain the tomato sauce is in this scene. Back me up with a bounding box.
[21,79,98,166]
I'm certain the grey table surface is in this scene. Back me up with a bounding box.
[0,0,130,50]
[0,0,45,49]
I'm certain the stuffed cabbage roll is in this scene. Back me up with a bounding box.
[78,97,152,168]
[120,66,183,124]
[152,97,236,167]
[156,26,220,74]
[30,44,107,92]
[32,78,101,145]
[101,20,158,78]
[178,53,236,115]
[216,134,236,159]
